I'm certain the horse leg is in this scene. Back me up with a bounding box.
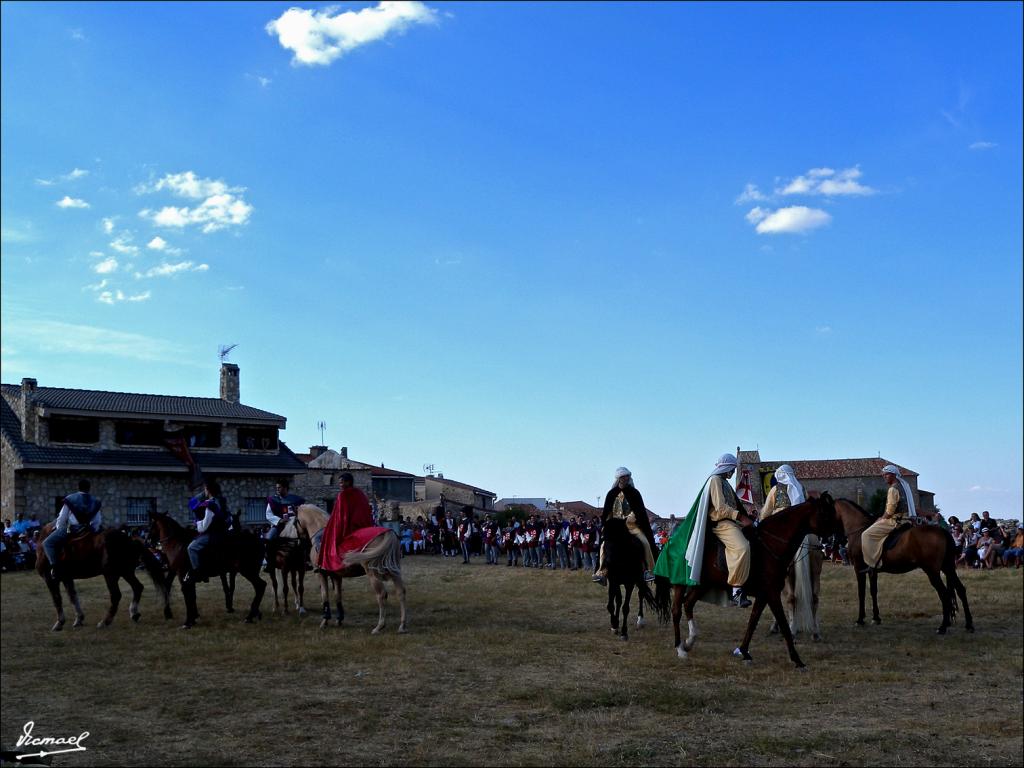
[243,569,266,623]
[391,573,408,633]
[636,598,646,629]
[295,569,307,616]
[869,571,881,624]
[66,581,86,628]
[181,578,199,629]
[46,575,66,632]
[926,569,952,634]
[735,596,769,663]
[671,586,685,657]
[370,574,387,635]
[607,583,619,634]
[767,593,806,669]
[221,571,235,613]
[783,569,797,637]
[682,588,701,652]
[99,572,122,628]
[269,567,280,613]
[335,575,345,627]
[855,570,867,626]
[318,572,331,629]
[161,572,175,620]
[281,567,290,615]
[948,568,974,632]
[811,556,823,641]
[620,582,633,641]
[124,570,144,623]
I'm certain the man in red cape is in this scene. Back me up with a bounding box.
[318,472,390,572]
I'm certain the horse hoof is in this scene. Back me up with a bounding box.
[796,665,809,673]
[73,619,84,629]
[319,619,328,630]
[854,620,865,627]
[636,617,646,629]
[131,612,141,623]
[371,627,382,635]
[226,607,235,614]
[180,623,194,630]
[812,634,823,643]
[51,622,64,632]
[619,634,628,641]
[97,621,107,629]
[676,646,688,659]
[743,659,753,667]
[966,626,975,633]
[936,627,947,635]
[164,608,173,620]
[298,608,308,617]
[335,620,343,628]
[872,618,882,625]
[397,625,407,634]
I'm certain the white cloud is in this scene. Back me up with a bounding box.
[135,260,209,278]
[3,318,199,364]
[751,206,831,235]
[147,236,168,250]
[735,183,767,204]
[89,251,105,258]
[969,141,997,150]
[816,325,833,334]
[85,279,109,291]
[102,217,116,234]
[70,28,86,41]
[35,178,55,186]
[778,166,875,197]
[97,289,151,305]
[110,235,139,255]
[56,196,90,209]
[266,1,439,67]
[127,291,151,302]
[38,168,90,186]
[1,224,36,243]
[93,257,119,274]
[66,168,89,180]
[745,207,768,224]
[139,171,253,233]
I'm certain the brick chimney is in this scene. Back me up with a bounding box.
[309,445,328,459]
[220,363,240,404]
[20,378,37,443]
[340,447,348,459]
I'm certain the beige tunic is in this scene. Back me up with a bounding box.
[862,484,907,568]
[708,475,750,586]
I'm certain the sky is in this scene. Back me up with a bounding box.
[2,1,1021,521]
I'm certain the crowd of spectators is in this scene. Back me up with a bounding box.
[949,511,1022,569]
[1,513,41,571]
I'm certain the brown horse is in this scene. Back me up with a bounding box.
[266,518,309,616]
[35,524,168,632]
[148,511,266,629]
[670,494,837,668]
[834,499,973,634]
[294,504,407,633]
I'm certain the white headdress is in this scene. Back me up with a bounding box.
[774,464,806,505]
[683,453,739,583]
[614,467,632,479]
[881,464,917,517]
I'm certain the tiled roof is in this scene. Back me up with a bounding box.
[559,500,601,514]
[427,475,496,497]
[1,383,284,423]
[1,396,304,474]
[771,458,918,479]
[305,451,418,477]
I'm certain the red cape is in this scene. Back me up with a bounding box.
[318,487,386,571]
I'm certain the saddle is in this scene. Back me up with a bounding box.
[883,522,914,552]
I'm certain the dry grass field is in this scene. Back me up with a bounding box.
[1,557,1021,767]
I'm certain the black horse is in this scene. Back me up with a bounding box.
[602,517,669,640]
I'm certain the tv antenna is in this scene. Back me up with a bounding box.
[218,343,238,362]
[423,463,435,475]
[317,420,327,444]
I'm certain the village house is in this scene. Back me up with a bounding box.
[0,364,305,528]
[736,450,936,512]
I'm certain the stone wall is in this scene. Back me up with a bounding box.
[1,431,23,519]
[291,468,374,513]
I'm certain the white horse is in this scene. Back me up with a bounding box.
[294,504,407,634]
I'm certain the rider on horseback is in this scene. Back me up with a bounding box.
[264,479,305,572]
[184,479,230,584]
[859,464,917,574]
[593,467,658,586]
[43,479,102,580]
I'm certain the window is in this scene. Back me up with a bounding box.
[243,497,266,526]
[126,498,156,525]
[238,427,278,451]
[48,417,99,444]
[183,423,220,449]
[116,421,165,446]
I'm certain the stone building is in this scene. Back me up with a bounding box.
[736,450,935,512]
[0,365,305,528]
[425,474,496,510]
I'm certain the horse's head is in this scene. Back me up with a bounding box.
[807,492,839,538]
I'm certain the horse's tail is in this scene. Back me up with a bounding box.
[940,527,960,624]
[345,530,402,579]
[637,576,670,624]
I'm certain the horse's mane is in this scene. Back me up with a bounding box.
[836,497,878,520]
[151,511,189,538]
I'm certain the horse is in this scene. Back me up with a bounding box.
[148,511,266,629]
[669,493,837,668]
[294,504,407,634]
[768,533,824,642]
[833,499,973,634]
[34,524,168,632]
[601,517,669,640]
[265,518,309,616]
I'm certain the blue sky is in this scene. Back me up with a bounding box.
[2,2,1021,520]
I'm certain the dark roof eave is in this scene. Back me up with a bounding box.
[38,406,285,426]
[18,463,304,474]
